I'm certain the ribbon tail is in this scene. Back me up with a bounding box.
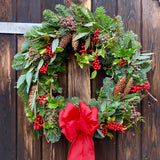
[68,132,95,160]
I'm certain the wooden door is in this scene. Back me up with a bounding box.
[0,0,160,159]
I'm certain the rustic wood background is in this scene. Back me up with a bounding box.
[0,0,160,159]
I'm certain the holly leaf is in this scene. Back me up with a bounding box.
[85,37,90,50]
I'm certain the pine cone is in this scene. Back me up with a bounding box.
[29,85,37,111]
[113,76,126,97]
[59,33,72,49]
[123,77,133,97]
[72,33,79,51]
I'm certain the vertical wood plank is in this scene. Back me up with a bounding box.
[92,1,117,160]
[17,0,42,160]
[142,1,160,159]
[117,0,141,160]
[0,0,16,159]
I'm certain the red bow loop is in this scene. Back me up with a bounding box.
[59,101,100,160]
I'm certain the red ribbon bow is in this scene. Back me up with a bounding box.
[59,101,100,160]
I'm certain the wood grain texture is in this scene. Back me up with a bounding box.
[0,0,16,159]
[117,0,141,160]
[142,0,160,159]
[17,0,42,159]
[0,35,17,160]
[92,1,117,160]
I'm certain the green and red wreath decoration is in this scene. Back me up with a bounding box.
[12,1,154,160]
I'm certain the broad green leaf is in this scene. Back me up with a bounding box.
[85,37,90,50]
[17,75,26,88]
[49,54,57,65]
[74,32,89,41]
[107,132,114,139]
[37,59,44,70]
[84,22,95,27]
[39,48,46,54]
[24,60,32,69]
[52,38,59,53]
[55,47,64,53]
[100,101,107,112]
[91,70,97,79]
[26,71,33,93]
[32,91,37,114]
[113,59,121,65]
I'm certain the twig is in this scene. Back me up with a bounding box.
[146,90,158,102]
[38,82,55,100]
[109,70,115,81]
[66,0,86,24]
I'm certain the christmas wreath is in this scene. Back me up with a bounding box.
[12,1,154,160]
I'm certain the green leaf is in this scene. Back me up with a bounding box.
[100,101,107,112]
[24,60,32,69]
[113,59,121,65]
[26,71,33,93]
[91,70,97,79]
[37,59,44,70]
[52,38,59,53]
[49,54,57,65]
[84,22,95,27]
[39,48,46,55]
[96,129,105,138]
[55,47,64,53]
[32,91,37,115]
[85,37,90,50]
[107,132,114,139]
[17,75,26,88]
[74,32,89,41]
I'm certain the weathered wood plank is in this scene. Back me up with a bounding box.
[92,1,117,160]
[117,0,141,160]
[0,0,16,159]
[142,0,160,159]
[17,0,42,160]
[0,35,17,160]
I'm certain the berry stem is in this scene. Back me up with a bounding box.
[146,90,158,102]
[66,0,86,24]
[38,82,55,100]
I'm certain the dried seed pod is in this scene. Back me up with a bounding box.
[72,33,79,51]
[113,76,126,97]
[59,33,72,49]
[29,85,37,111]
[123,77,133,97]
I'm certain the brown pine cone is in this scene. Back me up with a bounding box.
[113,76,126,97]
[123,77,133,97]
[29,85,37,111]
[59,33,72,49]
[72,33,79,51]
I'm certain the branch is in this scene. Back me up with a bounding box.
[66,0,86,24]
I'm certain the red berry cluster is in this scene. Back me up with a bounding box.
[105,121,126,133]
[34,113,43,130]
[99,126,108,136]
[131,82,151,93]
[45,45,54,58]
[91,56,101,70]
[117,59,127,65]
[79,28,100,55]
[79,40,95,55]
[99,121,126,136]
[39,63,48,74]
[93,28,100,43]
[38,95,47,105]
